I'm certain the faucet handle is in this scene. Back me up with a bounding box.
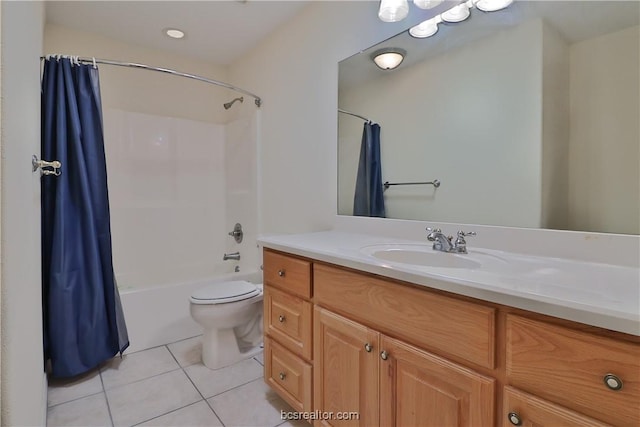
[454,231,476,254]
[426,227,441,233]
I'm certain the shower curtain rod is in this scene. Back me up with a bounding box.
[338,108,375,124]
[40,55,262,107]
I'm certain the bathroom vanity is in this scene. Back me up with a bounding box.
[260,231,639,427]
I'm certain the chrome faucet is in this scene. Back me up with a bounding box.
[426,228,476,254]
[223,252,241,261]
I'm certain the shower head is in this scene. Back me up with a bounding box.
[223,96,244,110]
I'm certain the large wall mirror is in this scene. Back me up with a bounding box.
[338,1,639,235]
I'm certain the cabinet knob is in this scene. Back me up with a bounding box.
[278,315,286,323]
[603,373,623,391]
[277,269,286,277]
[364,343,373,352]
[380,350,389,361]
[279,372,286,380]
[507,412,522,426]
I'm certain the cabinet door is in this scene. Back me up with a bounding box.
[503,387,611,427]
[314,307,379,427]
[380,335,495,427]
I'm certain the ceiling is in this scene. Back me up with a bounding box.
[340,1,640,89]
[45,1,309,65]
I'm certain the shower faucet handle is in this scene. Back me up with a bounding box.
[228,223,243,243]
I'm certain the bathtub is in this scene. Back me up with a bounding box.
[119,271,263,353]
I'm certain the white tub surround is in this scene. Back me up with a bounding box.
[120,271,262,353]
[258,231,639,336]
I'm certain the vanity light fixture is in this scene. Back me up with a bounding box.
[378,0,410,22]
[440,1,472,23]
[409,15,442,38]
[409,0,513,40]
[475,0,513,12]
[413,0,443,10]
[371,48,407,70]
[164,28,185,39]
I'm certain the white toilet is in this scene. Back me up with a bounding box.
[189,280,263,370]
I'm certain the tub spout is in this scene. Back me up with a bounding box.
[223,252,241,261]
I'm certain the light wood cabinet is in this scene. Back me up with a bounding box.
[265,337,312,413]
[263,250,314,413]
[502,386,610,427]
[506,315,640,426]
[314,307,494,427]
[262,249,640,427]
[314,307,379,427]
[380,335,495,427]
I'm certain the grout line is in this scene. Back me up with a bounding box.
[46,389,105,409]
[102,366,183,392]
[99,372,116,427]
[130,399,206,427]
[205,376,264,400]
[167,345,227,427]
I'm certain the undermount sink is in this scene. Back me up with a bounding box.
[361,244,482,269]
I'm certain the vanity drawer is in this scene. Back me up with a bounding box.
[506,315,640,426]
[264,250,312,299]
[503,386,610,427]
[265,337,312,413]
[314,263,496,369]
[264,285,313,360]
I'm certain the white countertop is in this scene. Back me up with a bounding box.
[258,231,640,336]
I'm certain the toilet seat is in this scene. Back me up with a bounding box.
[190,281,261,305]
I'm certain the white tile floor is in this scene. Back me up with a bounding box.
[46,336,304,427]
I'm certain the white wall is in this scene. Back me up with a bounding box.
[0,2,47,426]
[104,109,231,289]
[46,25,262,287]
[225,104,260,273]
[339,20,544,228]
[44,24,231,124]
[229,2,428,235]
[540,22,570,230]
[568,25,640,235]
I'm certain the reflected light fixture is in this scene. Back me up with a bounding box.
[475,0,513,12]
[413,0,443,10]
[371,48,407,70]
[164,28,185,39]
[378,0,410,22]
[409,15,442,38]
[441,2,471,22]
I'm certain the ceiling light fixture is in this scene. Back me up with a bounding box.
[409,15,442,38]
[371,48,407,70]
[475,0,513,12]
[164,28,185,39]
[378,0,410,23]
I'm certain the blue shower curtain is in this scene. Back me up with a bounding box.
[353,122,386,217]
[41,58,129,378]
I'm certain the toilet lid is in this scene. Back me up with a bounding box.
[190,281,260,305]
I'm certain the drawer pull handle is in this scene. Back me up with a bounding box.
[507,412,522,426]
[604,373,623,391]
[364,343,373,352]
[279,372,286,380]
[380,350,389,361]
[278,315,286,323]
[277,269,286,277]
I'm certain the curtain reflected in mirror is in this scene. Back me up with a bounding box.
[338,0,639,235]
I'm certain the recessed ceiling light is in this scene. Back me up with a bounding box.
[164,28,185,39]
